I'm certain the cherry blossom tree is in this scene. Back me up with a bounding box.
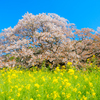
[0,12,100,69]
[0,12,76,68]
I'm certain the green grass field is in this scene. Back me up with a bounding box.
[0,64,100,100]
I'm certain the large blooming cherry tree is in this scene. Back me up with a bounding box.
[0,12,100,68]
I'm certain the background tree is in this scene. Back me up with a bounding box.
[0,12,100,69]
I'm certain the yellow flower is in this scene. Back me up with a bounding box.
[53,78,58,84]
[73,88,77,92]
[62,92,65,95]
[83,95,87,100]
[21,85,24,88]
[77,83,80,88]
[86,91,90,94]
[56,67,60,71]
[10,89,12,92]
[83,85,86,89]
[66,93,71,98]
[37,94,41,97]
[2,74,5,77]
[28,73,32,77]
[17,93,20,97]
[11,99,14,100]
[92,55,95,58]
[59,86,62,89]
[67,62,72,66]
[74,75,78,79]
[94,65,97,69]
[53,91,60,99]
[64,78,68,82]
[78,91,81,94]
[47,94,49,98]
[34,83,40,88]
[26,84,31,90]
[92,92,96,96]
[89,82,93,87]
[65,82,71,87]
[18,88,22,91]
[15,85,18,88]
[8,96,11,99]
[68,69,74,75]
[85,78,88,81]
[42,76,45,82]
[90,88,94,92]
[90,63,93,66]
[1,92,4,94]
[60,72,63,76]
[62,65,66,69]
[30,98,34,100]
[49,77,51,80]
[54,71,57,74]
[87,58,89,61]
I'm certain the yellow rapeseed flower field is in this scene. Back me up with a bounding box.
[0,63,100,100]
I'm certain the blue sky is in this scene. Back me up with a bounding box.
[0,0,100,33]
